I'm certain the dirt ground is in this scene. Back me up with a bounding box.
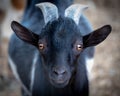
[0,0,120,96]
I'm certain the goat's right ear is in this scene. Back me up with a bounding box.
[11,21,39,47]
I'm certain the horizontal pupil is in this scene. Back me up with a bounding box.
[39,44,44,49]
[77,45,82,50]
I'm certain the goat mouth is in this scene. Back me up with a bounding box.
[50,78,69,88]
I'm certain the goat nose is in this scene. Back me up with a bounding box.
[53,67,66,75]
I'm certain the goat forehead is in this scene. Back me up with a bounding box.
[54,17,80,36]
[40,17,83,49]
[40,16,81,38]
[53,19,82,41]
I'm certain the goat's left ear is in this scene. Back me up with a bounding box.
[83,25,112,48]
[11,21,39,47]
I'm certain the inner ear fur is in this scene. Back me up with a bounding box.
[11,21,39,47]
[83,25,112,48]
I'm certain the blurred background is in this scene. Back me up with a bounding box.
[0,0,120,96]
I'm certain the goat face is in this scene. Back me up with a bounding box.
[38,17,83,88]
[11,16,111,88]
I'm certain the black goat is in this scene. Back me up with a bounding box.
[8,0,111,96]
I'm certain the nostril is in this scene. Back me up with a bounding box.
[53,67,66,75]
[54,70,58,75]
[62,71,66,74]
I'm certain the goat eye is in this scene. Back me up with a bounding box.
[76,44,82,51]
[39,44,44,50]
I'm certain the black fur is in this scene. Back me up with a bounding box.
[8,0,111,96]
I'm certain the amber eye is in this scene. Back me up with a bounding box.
[39,43,44,50]
[76,44,82,51]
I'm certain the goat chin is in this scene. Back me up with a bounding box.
[50,78,69,88]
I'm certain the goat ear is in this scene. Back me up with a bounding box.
[83,25,112,48]
[11,21,39,47]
